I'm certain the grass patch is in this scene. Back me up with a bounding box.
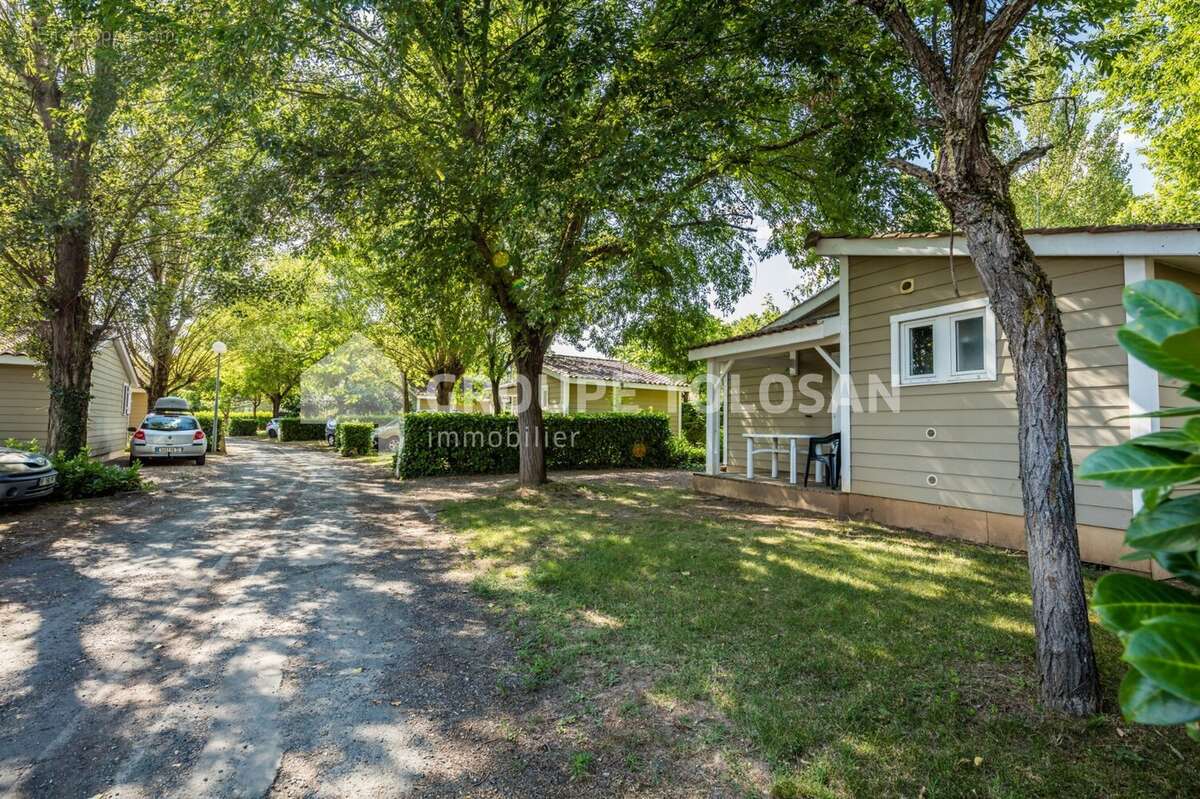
[440,482,1197,798]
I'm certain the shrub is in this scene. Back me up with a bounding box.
[668,434,705,471]
[3,438,42,453]
[51,452,145,499]
[397,411,671,478]
[1078,280,1200,740]
[336,421,374,456]
[680,401,705,446]
[227,417,260,436]
[191,413,226,453]
[279,418,326,441]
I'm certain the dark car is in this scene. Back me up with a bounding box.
[0,446,57,504]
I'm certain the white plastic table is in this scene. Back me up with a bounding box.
[742,433,825,485]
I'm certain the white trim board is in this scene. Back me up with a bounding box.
[1124,256,1158,514]
[813,228,1200,258]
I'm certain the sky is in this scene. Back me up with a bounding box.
[559,133,1155,359]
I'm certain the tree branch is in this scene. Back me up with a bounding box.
[886,157,938,189]
[857,0,953,111]
[1005,143,1052,174]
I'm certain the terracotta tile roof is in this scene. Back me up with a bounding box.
[0,334,30,357]
[545,353,686,386]
[806,222,1200,247]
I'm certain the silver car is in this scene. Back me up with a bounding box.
[129,413,208,465]
[0,447,57,503]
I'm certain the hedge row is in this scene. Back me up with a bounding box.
[279,418,326,441]
[336,422,374,456]
[396,412,671,478]
[192,413,225,453]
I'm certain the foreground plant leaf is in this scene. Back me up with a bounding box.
[1127,494,1200,552]
[1124,614,1200,704]
[1077,444,1200,488]
[1093,573,1200,634]
[1118,668,1200,726]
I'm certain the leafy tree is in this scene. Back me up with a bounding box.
[998,37,1134,226]
[264,0,916,485]
[1079,280,1200,739]
[220,258,351,416]
[0,1,271,454]
[1099,0,1200,220]
[853,0,1123,715]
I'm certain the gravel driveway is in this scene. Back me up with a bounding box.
[0,438,520,798]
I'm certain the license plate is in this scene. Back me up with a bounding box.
[38,475,56,487]
[154,447,185,454]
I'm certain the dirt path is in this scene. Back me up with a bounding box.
[0,438,709,798]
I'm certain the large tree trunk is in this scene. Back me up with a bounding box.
[46,234,94,457]
[512,332,548,486]
[490,377,502,415]
[270,393,282,417]
[939,124,1100,716]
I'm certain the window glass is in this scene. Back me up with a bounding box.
[955,315,985,372]
[142,415,199,431]
[908,324,934,376]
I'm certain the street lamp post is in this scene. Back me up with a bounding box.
[211,341,227,452]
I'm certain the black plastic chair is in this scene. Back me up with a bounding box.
[803,433,841,489]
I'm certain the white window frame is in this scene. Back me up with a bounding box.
[890,298,997,387]
[121,382,132,416]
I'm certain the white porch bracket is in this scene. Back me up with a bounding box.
[813,344,841,374]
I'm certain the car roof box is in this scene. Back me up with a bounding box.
[153,396,191,414]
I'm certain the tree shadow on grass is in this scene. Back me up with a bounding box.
[436,481,1198,799]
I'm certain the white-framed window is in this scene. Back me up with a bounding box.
[890,298,997,387]
[121,383,132,416]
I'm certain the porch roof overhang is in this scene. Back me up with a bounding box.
[687,315,841,361]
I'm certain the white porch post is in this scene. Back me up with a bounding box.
[560,376,570,412]
[1124,256,1158,513]
[705,360,721,474]
[837,256,852,490]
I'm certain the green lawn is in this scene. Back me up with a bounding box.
[439,481,1197,798]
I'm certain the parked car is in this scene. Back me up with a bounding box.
[129,413,207,465]
[372,419,403,453]
[325,418,338,446]
[265,418,282,439]
[0,446,57,504]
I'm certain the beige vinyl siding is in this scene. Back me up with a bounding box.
[725,351,835,474]
[1154,264,1200,432]
[847,254,1132,529]
[0,364,50,447]
[87,341,134,457]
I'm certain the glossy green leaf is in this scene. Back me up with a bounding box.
[1124,614,1200,703]
[1142,406,1200,419]
[1118,668,1200,726]
[1093,573,1200,633]
[1163,327,1200,375]
[1183,384,1200,403]
[1154,551,1200,589]
[1128,494,1200,552]
[1130,426,1200,456]
[1123,279,1200,323]
[1077,444,1200,488]
[1118,317,1200,385]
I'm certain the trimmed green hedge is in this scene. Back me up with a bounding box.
[397,411,671,478]
[279,418,325,441]
[192,413,225,453]
[228,417,260,436]
[336,421,374,456]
